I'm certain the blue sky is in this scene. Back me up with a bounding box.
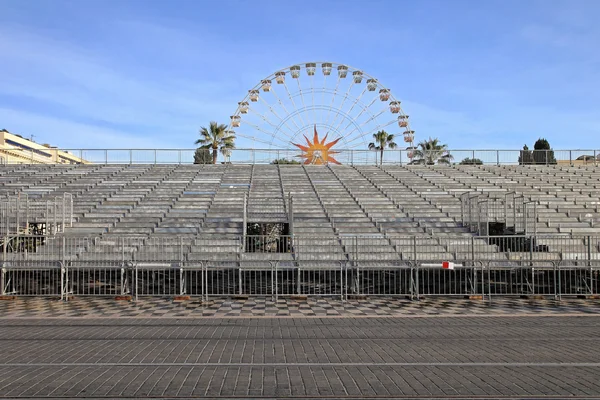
[0,0,599,150]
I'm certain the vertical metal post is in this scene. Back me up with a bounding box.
[460,195,464,226]
[487,264,491,301]
[105,149,108,165]
[275,262,279,302]
[129,150,133,165]
[1,266,5,296]
[180,267,184,295]
[534,203,537,237]
[25,196,29,234]
[524,205,528,236]
[288,195,294,237]
[154,149,157,165]
[413,236,417,263]
[135,263,138,302]
[60,262,65,301]
[496,150,500,166]
[556,264,561,301]
[513,196,517,232]
[3,235,7,266]
[62,235,66,270]
[201,262,206,302]
[120,267,125,295]
[415,264,420,300]
[399,149,402,166]
[529,233,534,264]
[569,150,572,166]
[242,194,247,252]
[239,267,243,295]
[15,197,19,235]
[351,150,354,166]
[587,236,592,267]
[354,236,358,267]
[178,150,182,165]
[53,202,57,235]
[340,261,344,302]
[471,236,475,266]
[553,264,558,300]
[297,266,301,295]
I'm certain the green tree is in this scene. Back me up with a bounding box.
[193,148,213,164]
[412,137,453,165]
[459,157,483,165]
[533,138,557,165]
[271,158,301,165]
[518,144,534,165]
[195,121,235,164]
[368,130,397,166]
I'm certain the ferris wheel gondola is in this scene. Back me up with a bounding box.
[226,61,415,164]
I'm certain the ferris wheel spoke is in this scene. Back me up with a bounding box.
[323,74,342,130]
[254,97,298,141]
[332,86,367,134]
[247,105,296,142]
[310,74,317,128]
[343,107,388,140]
[344,118,398,148]
[328,79,356,130]
[237,124,290,147]
[282,81,306,131]
[296,78,308,128]
[343,96,378,130]
[270,89,302,132]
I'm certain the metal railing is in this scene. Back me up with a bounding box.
[461,192,537,236]
[1,148,599,166]
[0,194,73,236]
[1,234,599,300]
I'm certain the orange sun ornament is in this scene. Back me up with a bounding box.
[293,126,342,165]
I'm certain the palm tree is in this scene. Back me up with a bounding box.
[412,137,453,165]
[195,121,235,164]
[368,130,397,166]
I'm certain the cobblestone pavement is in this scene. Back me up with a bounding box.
[1,299,600,399]
[0,296,599,318]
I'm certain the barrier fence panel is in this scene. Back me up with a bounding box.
[134,265,182,297]
[298,264,345,298]
[203,265,240,297]
[416,266,483,297]
[557,265,593,297]
[2,233,600,299]
[485,266,534,296]
[275,265,298,297]
[65,265,127,296]
[183,266,205,297]
[352,266,412,296]
[1,265,63,297]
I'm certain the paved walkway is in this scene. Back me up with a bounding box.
[1,315,600,398]
[1,296,599,318]
[2,298,600,399]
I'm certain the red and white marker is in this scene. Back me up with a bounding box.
[442,261,455,270]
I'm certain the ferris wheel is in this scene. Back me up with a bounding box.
[226,61,415,164]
